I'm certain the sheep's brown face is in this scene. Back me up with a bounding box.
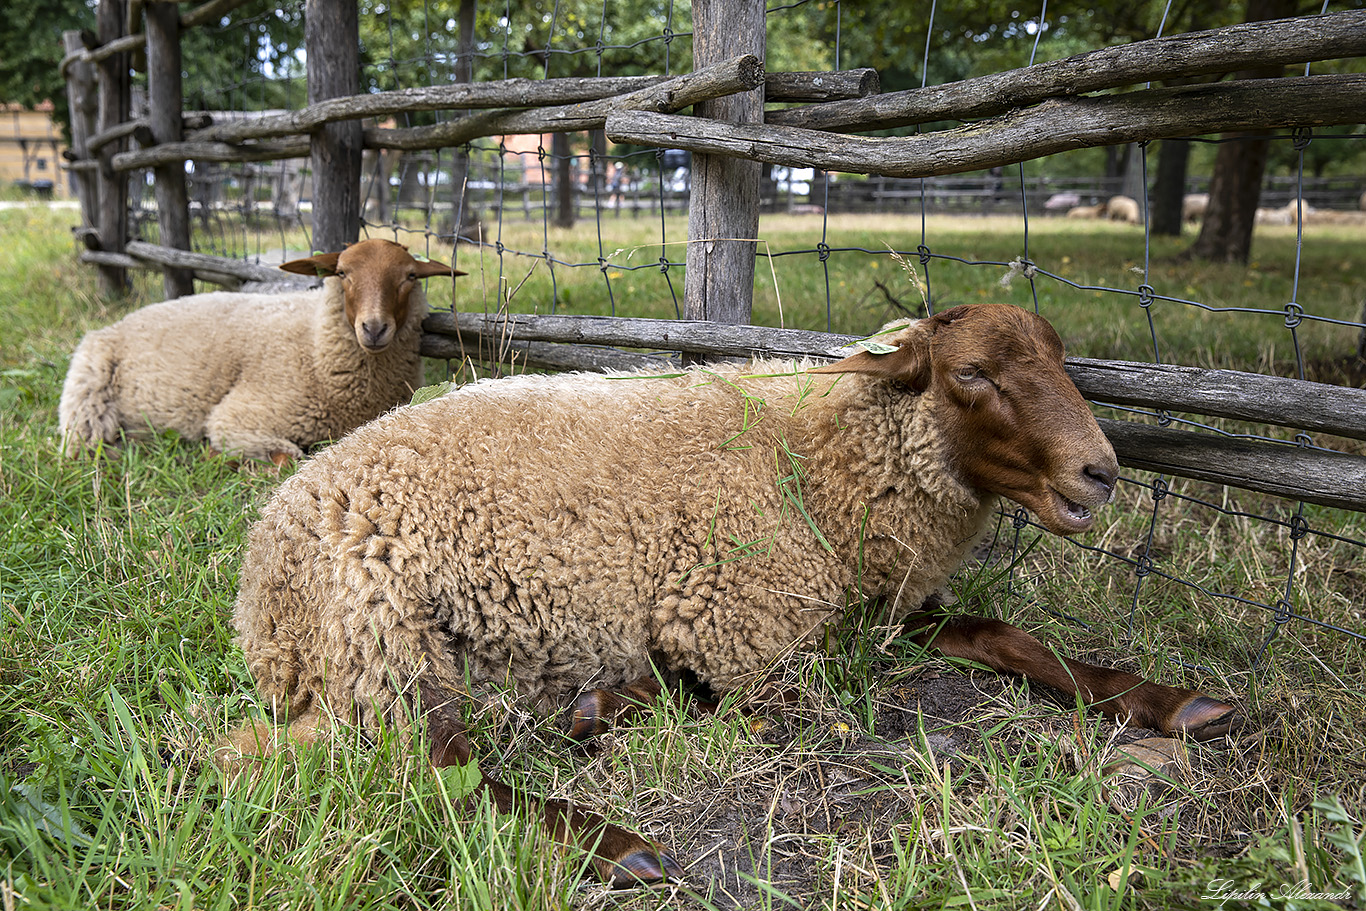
[816,304,1118,536]
[926,306,1117,535]
[280,238,460,354]
[335,241,436,352]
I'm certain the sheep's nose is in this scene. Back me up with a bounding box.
[360,320,392,349]
[1083,463,1118,495]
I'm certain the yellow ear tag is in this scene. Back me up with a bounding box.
[859,340,898,355]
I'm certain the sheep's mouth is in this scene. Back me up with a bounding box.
[1049,488,1097,534]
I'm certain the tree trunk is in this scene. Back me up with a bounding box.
[1188,134,1271,263]
[1357,299,1366,363]
[1150,139,1190,237]
[1119,143,1145,212]
[553,131,574,228]
[1186,0,1297,264]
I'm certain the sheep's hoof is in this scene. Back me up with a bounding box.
[602,845,685,888]
[567,690,613,742]
[1170,696,1240,740]
[204,447,240,470]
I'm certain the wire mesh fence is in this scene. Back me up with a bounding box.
[122,0,1366,683]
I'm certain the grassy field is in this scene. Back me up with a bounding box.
[2,202,1365,910]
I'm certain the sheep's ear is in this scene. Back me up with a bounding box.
[811,319,937,392]
[412,258,466,279]
[279,252,342,277]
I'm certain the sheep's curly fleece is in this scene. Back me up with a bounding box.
[58,279,427,461]
[233,342,998,730]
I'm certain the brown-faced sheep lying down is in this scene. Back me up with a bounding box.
[218,303,1238,885]
[58,238,460,465]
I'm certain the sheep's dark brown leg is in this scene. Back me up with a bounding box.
[418,681,683,886]
[566,676,726,743]
[902,610,1238,740]
[568,678,664,742]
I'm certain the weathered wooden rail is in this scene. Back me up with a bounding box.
[607,75,1366,181]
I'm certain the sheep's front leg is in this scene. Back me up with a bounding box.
[902,609,1239,739]
[205,392,305,465]
[565,674,734,743]
[567,678,666,742]
[213,706,334,773]
[418,681,684,887]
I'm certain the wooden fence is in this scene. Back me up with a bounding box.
[57,0,1366,516]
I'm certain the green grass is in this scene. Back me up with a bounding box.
[3,203,1365,909]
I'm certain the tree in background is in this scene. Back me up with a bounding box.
[9,0,1360,244]
[179,3,306,113]
[0,0,94,137]
[1187,0,1304,264]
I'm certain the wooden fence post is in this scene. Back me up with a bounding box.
[682,0,765,332]
[306,0,362,253]
[145,0,194,297]
[62,31,100,235]
[449,0,476,239]
[95,0,130,297]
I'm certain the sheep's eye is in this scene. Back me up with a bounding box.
[407,272,418,282]
[335,269,347,279]
[955,366,983,382]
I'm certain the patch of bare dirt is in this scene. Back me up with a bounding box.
[610,663,1207,909]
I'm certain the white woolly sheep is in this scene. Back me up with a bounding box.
[1182,193,1209,223]
[218,303,1237,885]
[1065,202,1106,219]
[1254,201,1318,227]
[58,238,459,464]
[1105,195,1142,224]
